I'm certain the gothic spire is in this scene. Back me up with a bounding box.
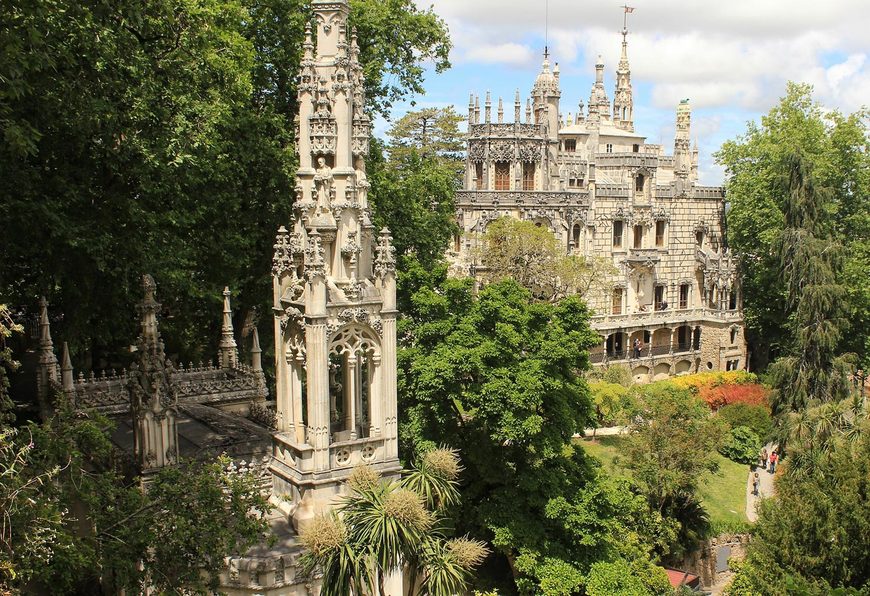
[613,15,634,131]
[250,327,262,372]
[219,287,238,369]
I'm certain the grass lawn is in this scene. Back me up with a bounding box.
[576,435,750,532]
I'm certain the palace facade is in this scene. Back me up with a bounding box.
[452,29,746,381]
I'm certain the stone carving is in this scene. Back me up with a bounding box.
[488,140,515,162]
[468,141,486,163]
[314,157,334,212]
[374,228,396,278]
[518,140,541,163]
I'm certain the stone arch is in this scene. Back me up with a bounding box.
[675,360,692,375]
[632,365,650,384]
[653,362,671,380]
[329,324,382,440]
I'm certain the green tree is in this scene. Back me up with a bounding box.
[727,417,870,594]
[386,106,465,162]
[716,83,869,370]
[0,0,452,372]
[398,274,670,592]
[1,404,269,593]
[625,384,725,557]
[478,217,615,302]
[299,452,487,596]
[767,153,854,419]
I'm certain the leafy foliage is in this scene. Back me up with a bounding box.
[398,274,672,591]
[299,452,486,596]
[1,404,269,594]
[477,217,615,302]
[0,0,451,371]
[625,384,725,557]
[726,416,870,594]
[719,425,762,465]
[588,381,636,426]
[717,403,773,441]
[716,83,869,371]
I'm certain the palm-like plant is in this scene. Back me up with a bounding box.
[298,448,487,596]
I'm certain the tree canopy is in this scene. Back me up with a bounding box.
[716,83,869,370]
[0,0,451,372]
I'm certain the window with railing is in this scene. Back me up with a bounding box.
[654,285,665,310]
[522,162,535,190]
[564,139,576,152]
[494,162,510,190]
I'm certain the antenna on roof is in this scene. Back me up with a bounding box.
[544,0,549,58]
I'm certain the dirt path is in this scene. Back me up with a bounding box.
[746,444,777,522]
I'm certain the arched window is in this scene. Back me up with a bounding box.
[635,173,645,192]
[572,224,581,247]
[329,324,381,441]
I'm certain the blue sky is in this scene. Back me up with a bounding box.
[375,0,869,185]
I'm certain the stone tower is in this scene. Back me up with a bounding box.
[612,27,634,131]
[674,99,693,186]
[532,52,561,190]
[269,0,401,529]
[128,274,179,472]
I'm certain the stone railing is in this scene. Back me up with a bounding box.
[271,434,386,475]
[468,122,544,139]
[591,307,740,329]
[71,362,267,413]
[593,153,661,169]
[456,190,590,207]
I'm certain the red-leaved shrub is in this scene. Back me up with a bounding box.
[700,383,770,411]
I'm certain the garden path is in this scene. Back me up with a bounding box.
[746,443,777,522]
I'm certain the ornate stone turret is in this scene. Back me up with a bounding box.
[36,298,59,415]
[271,0,401,534]
[588,55,611,122]
[674,99,693,185]
[128,274,179,472]
[613,26,634,131]
[60,342,74,397]
[218,287,238,369]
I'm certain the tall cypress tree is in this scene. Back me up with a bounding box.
[769,152,853,419]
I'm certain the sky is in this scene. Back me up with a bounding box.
[376,0,869,185]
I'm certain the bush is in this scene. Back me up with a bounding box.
[589,381,637,426]
[719,426,761,465]
[602,364,633,388]
[717,403,773,441]
[701,384,770,410]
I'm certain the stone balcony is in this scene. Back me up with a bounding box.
[625,247,661,267]
[456,189,590,207]
[271,432,386,476]
[591,307,742,332]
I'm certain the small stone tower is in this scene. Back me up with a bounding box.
[674,99,693,185]
[613,26,634,131]
[128,274,179,472]
[269,0,401,529]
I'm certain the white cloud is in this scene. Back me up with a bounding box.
[421,0,870,114]
[465,42,535,66]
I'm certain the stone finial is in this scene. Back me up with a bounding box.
[374,227,397,278]
[219,287,239,369]
[251,327,262,372]
[474,95,480,125]
[484,91,491,123]
[305,229,326,280]
[514,89,521,123]
[526,98,532,123]
[61,342,74,393]
[497,97,504,123]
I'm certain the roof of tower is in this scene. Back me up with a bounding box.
[532,53,560,95]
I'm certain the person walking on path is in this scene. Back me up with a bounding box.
[769,450,778,474]
[752,472,760,496]
[760,447,768,470]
